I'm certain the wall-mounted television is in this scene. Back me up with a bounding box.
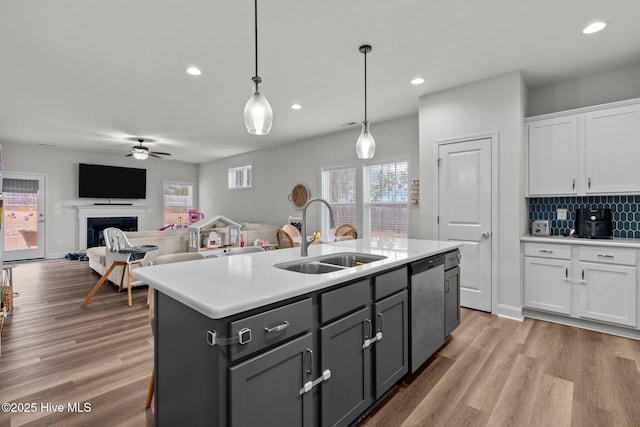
[79,163,147,199]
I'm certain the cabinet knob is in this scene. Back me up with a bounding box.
[481,231,491,239]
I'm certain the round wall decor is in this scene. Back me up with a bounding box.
[288,184,310,209]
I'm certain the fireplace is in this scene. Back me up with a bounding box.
[77,205,146,250]
[86,216,138,248]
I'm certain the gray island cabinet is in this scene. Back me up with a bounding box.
[133,238,460,427]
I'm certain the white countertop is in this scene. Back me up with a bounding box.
[521,234,640,249]
[132,238,460,319]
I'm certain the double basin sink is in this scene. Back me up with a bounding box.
[274,252,387,274]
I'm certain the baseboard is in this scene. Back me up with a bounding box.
[523,309,640,340]
[494,303,523,321]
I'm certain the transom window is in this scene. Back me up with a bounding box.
[228,165,252,189]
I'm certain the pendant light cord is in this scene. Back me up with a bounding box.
[254,0,259,79]
[363,49,368,121]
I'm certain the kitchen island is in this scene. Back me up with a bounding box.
[133,238,460,427]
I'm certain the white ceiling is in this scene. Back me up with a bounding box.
[2,1,640,164]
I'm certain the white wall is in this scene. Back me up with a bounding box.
[1,142,198,258]
[198,115,421,236]
[527,62,640,116]
[418,71,527,315]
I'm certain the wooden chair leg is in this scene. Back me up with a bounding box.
[81,262,121,307]
[127,265,133,307]
[118,265,127,293]
[127,262,143,308]
[145,367,155,408]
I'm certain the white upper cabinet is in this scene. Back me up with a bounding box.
[527,116,579,195]
[526,100,640,196]
[585,104,640,194]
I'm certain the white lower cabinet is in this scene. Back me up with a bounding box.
[523,241,638,330]
[576,261,637,327]
[524,257,571,315]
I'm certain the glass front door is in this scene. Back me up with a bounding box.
[2,173,46,260]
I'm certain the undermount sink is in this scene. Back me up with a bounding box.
[274,252,387,274]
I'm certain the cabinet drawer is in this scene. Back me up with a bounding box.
[374,267,408,300]
[523,243,571,260]
[320,279,370,323]
[229,298,312,361]
[579,246,637,266]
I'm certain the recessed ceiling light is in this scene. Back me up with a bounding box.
[582,21,607,34]
[186,66,202,76]
[410,77,425,85]
[290,104,302,110]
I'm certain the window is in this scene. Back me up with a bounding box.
[321,158,409,238]
[321,166,357,230]
[228,165,252,189]
[364,161,409,238]
[164,181,194,228]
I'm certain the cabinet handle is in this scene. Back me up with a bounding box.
[264,321,289,334]
[581,269,585,282]
[565,268,568,279]
[539,249,553,254]
[305,348,313,374]
[362,319,383,349]
[445,278,450,292]
[572,178,575,189]
[588,177,591,188]
[377,313,384,334]
[597,254,614,259]
[299,369,331,395]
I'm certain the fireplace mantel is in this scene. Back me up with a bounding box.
[77,205,146,249]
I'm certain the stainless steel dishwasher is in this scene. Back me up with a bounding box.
[409,254,445,372]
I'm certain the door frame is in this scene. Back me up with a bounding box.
[433,131,499,315]
[2,171,48,260]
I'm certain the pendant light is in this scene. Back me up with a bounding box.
[356,44,375,159]
[244,0,273,135]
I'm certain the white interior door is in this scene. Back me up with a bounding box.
[2,173,46,260]
[438,138,492,312]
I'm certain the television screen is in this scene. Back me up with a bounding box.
[79,163,147,199]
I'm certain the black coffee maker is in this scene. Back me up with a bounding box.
[574,208,613,238]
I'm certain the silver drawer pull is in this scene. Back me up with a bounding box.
[597,254,614,259]
[299,369,331,395]
[264,321,289,334]
[539,249,553,254]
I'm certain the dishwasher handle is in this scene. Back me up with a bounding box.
[411,255,444,275]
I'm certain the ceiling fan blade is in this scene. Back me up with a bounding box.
[126,153,133,157]
[150,151,171,156]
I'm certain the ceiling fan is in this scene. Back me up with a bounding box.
[127,138,171,160]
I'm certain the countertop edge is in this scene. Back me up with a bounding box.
[521,234,640,249]
[133,239,461,319]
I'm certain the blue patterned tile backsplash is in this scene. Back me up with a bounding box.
[528,195,640,238]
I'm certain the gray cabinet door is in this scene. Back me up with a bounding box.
[320,307,372,427]
[228,333,314,427]
[444,266,461,336]
[373,290,408,398]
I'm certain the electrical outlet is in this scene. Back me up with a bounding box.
[557,209,567,220]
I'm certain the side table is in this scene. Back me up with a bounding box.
[1,263,17,318]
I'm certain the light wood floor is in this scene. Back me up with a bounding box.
[1,259,639,426]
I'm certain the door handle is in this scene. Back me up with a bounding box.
[481,231,491,239]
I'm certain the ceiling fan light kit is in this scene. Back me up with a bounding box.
[132,146,149,160]
[127,138,172,160]
[244,0,273,136]
[356,44,376,159]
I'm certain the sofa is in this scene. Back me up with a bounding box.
[87,223,279,287]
